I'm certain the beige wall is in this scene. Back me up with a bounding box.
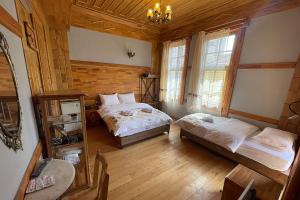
[68,26,152,67]
[0,1,39,199]
[240,7,300,64]
[230,7,300,126]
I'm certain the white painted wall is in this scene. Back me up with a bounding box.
[0,1,39,199]
[240,7,300,64]
[230,69,294,119]
[68,26,152,67]
[230,7,300,123]
[163,7,300,126]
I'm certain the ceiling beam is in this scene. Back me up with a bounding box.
[72,4,160,33]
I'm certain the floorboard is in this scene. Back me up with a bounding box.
[63,124,236,200]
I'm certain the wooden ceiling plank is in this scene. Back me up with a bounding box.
[133,0,159,19]
[123,0,146,18]
[119,0,137,15]
[72,0,300,40]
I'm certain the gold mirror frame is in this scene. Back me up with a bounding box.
[0,32,22,151]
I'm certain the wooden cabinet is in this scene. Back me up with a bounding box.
[35,91,90,193]
[221,164,283,200]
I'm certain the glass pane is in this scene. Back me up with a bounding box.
[226,35,236,51]
[207,39,219,53]
[217,51,232,66]
[205,53,218,68]
[178,45,185,57]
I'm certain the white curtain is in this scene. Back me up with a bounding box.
[160,39,186,104]
[188,29,232,114]
[166,39,186,104]
[159,41,171,102]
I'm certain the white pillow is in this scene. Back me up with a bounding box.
[118,93,136,104]
[99,94,120,106]
[253,127,297,151]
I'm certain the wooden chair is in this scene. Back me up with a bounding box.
[93,150,109,200]
[61,151,109,200]
[238,179,256,200]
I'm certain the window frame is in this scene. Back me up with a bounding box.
[200,32,237,111]
[221,28,247,116]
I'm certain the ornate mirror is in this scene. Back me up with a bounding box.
[0,32,22,151]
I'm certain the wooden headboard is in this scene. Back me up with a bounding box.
[71,60,151,106]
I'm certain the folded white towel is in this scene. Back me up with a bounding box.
[141,108,152,113]
[119,110,134,116]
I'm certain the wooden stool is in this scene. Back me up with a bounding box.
[221,164,283,200]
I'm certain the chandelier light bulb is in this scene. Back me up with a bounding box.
[154,3,161,13]
[147,9,154,18]
[165,5,172,14]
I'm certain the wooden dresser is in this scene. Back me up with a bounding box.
[221,164,283,200]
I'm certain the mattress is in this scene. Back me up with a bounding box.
[175,113,228,138]
[176,113,259,152]
[98,103,173,137]
[236,137,295,172]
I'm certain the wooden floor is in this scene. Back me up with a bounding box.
[64,124,236,200]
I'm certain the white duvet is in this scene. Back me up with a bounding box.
[175,113,259,152]
[237,128,297,171]
[98,103,173,137]
[204,119,259,152]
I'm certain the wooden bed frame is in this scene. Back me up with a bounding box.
[180,129,290,185]
[112,124,170,148]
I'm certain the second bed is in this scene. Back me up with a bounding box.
[176,113,298,184]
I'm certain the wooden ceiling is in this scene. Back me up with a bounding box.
[72,0,300,40]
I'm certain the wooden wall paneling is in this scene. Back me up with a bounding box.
[31,14,56,92]
[229,109,279,125]
[15,0,44,95]
[238,62,297,69]
[31,0,58,91]
[14,142,42,200]
[71,60,151,105]
[35,0,73,90]
[279,54,300,135]
[222,28,246,116]
[49,27,73,90]
[151,40,160,75]
[0,5,22,37]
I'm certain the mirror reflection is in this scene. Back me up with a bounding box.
[0,32,22,150]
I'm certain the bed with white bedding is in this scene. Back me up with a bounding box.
[176,113,298,184]
[98,102,173,147]
[175,113,259,152]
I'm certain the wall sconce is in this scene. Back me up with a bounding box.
[127,48,136,59]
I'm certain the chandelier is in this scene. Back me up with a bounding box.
[147,2,172,24]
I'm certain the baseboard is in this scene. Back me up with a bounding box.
[14,141,42,200]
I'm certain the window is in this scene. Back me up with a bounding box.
[201,34,236,109]
[166,42,186,103]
